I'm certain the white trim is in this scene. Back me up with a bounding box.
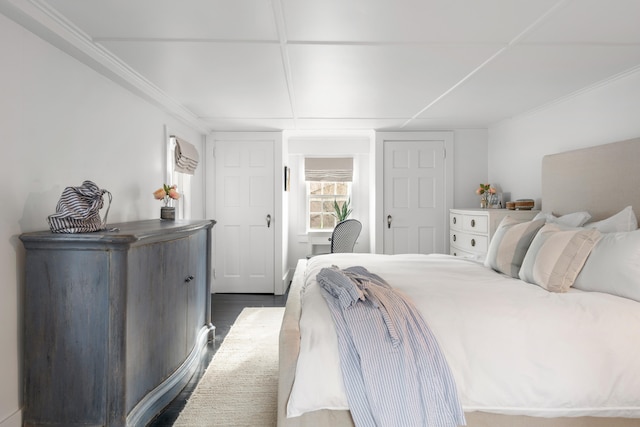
[0,0,209,133]
[0,409,21,427]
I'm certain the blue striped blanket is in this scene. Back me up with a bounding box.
[316,266,466,427]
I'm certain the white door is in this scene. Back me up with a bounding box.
[383,139,446,254]
[215,139,274,293]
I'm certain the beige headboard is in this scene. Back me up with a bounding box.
[542,137,640,223]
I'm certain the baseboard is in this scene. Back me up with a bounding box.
[0,409,22,427]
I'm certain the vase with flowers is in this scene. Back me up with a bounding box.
[154,184,180,219]
[476,183,496,208]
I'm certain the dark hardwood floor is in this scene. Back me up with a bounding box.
[148,292,288,426]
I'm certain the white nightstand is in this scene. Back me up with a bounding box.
[449,208,538,262]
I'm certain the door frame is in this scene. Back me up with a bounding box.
[374,131,454,254]
[205,131,287,295]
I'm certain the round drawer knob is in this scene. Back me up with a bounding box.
[471,219,476,227]
[453,234,457,242]
[471,239,476,247]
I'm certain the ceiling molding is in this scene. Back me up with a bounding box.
[0,0,211,134]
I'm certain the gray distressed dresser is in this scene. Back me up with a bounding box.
[19,219,215,427]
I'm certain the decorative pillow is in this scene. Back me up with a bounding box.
[583,206,638,233]
[484,217,546,278]
[533,211,592,227]
[573,230,640,302]
[519,223,601,293]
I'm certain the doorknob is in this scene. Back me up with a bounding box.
[266,214,271,228]
[387,215,392,229]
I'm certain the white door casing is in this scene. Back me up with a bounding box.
[214,139,275,293]
[377,132,453,255]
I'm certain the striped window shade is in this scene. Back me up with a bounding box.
[173,136,199,175]
[304,157,353,182]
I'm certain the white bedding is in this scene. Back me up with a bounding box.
[287,253,640,419]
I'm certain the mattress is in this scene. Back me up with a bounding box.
[286,253,640,421]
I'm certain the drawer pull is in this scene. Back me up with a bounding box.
[471,239,476,247]
[185,275,195,283]
[453,252,457,257]
[453,217,457,225]
[471,219,476,227]
[453,234,456,242]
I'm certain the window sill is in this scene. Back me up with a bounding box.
[297,231,332,243]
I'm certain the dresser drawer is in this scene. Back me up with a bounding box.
[449,247,478,260]
[450,231,488,253]
[462,214,488,233]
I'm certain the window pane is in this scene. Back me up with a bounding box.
[336,183,348,195]
[322,201,335,213]
[323,214,336,228]
[310,214,322,229]
[310,200,322,212]
[321,183,335,195]
[309,182,322,195]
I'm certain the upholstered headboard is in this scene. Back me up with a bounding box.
[542,137,640,223]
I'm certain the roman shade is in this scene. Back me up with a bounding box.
[173,136,199,175]
[304,157,353,182]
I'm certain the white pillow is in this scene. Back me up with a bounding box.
[519,223,600,293]
[583,206,638,233]
[533,211,592,227]
[573,229,640,302]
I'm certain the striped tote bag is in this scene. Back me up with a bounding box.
[47,180,112,233]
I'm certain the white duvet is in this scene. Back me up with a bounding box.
[287,253,640,419]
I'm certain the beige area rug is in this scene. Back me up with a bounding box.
[174,307,285,427]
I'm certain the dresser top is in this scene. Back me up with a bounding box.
[450,208,539,214]
[20,219,215,247]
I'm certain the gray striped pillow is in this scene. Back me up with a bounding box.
[484,217,546,278]
[519,223,601,293]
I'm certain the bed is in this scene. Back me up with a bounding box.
[277,137,640,427]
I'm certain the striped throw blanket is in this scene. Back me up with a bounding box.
[316,266,466,427]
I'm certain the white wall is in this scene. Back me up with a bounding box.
[0,15,205,426]
[489,69,640,209]
[453,129,489,209]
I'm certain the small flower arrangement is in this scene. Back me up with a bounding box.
[153,184,180,207]
[475,183,496,196]
[476,183,496,208]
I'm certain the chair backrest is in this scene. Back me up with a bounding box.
[330,219,362,253]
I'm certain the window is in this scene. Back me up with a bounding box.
[307,181,351,230]
[167,134,197,220]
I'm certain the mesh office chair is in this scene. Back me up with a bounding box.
[330,219,362,253]
[307,219,362,259]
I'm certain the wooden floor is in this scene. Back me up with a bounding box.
[148,292,288,426]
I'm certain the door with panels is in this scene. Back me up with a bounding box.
[214,139,275,293]
[379,132,452,255]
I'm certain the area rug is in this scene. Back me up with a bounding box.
[174,307,285,427]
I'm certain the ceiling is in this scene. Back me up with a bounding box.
[7,0,640,132]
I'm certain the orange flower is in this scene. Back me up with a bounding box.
[168,188,180,200]
[153,188,166,200]
[153,184,180,206]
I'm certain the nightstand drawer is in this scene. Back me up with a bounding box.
[450,232,488,253]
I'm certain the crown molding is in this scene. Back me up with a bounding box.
[0,0,211,134]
